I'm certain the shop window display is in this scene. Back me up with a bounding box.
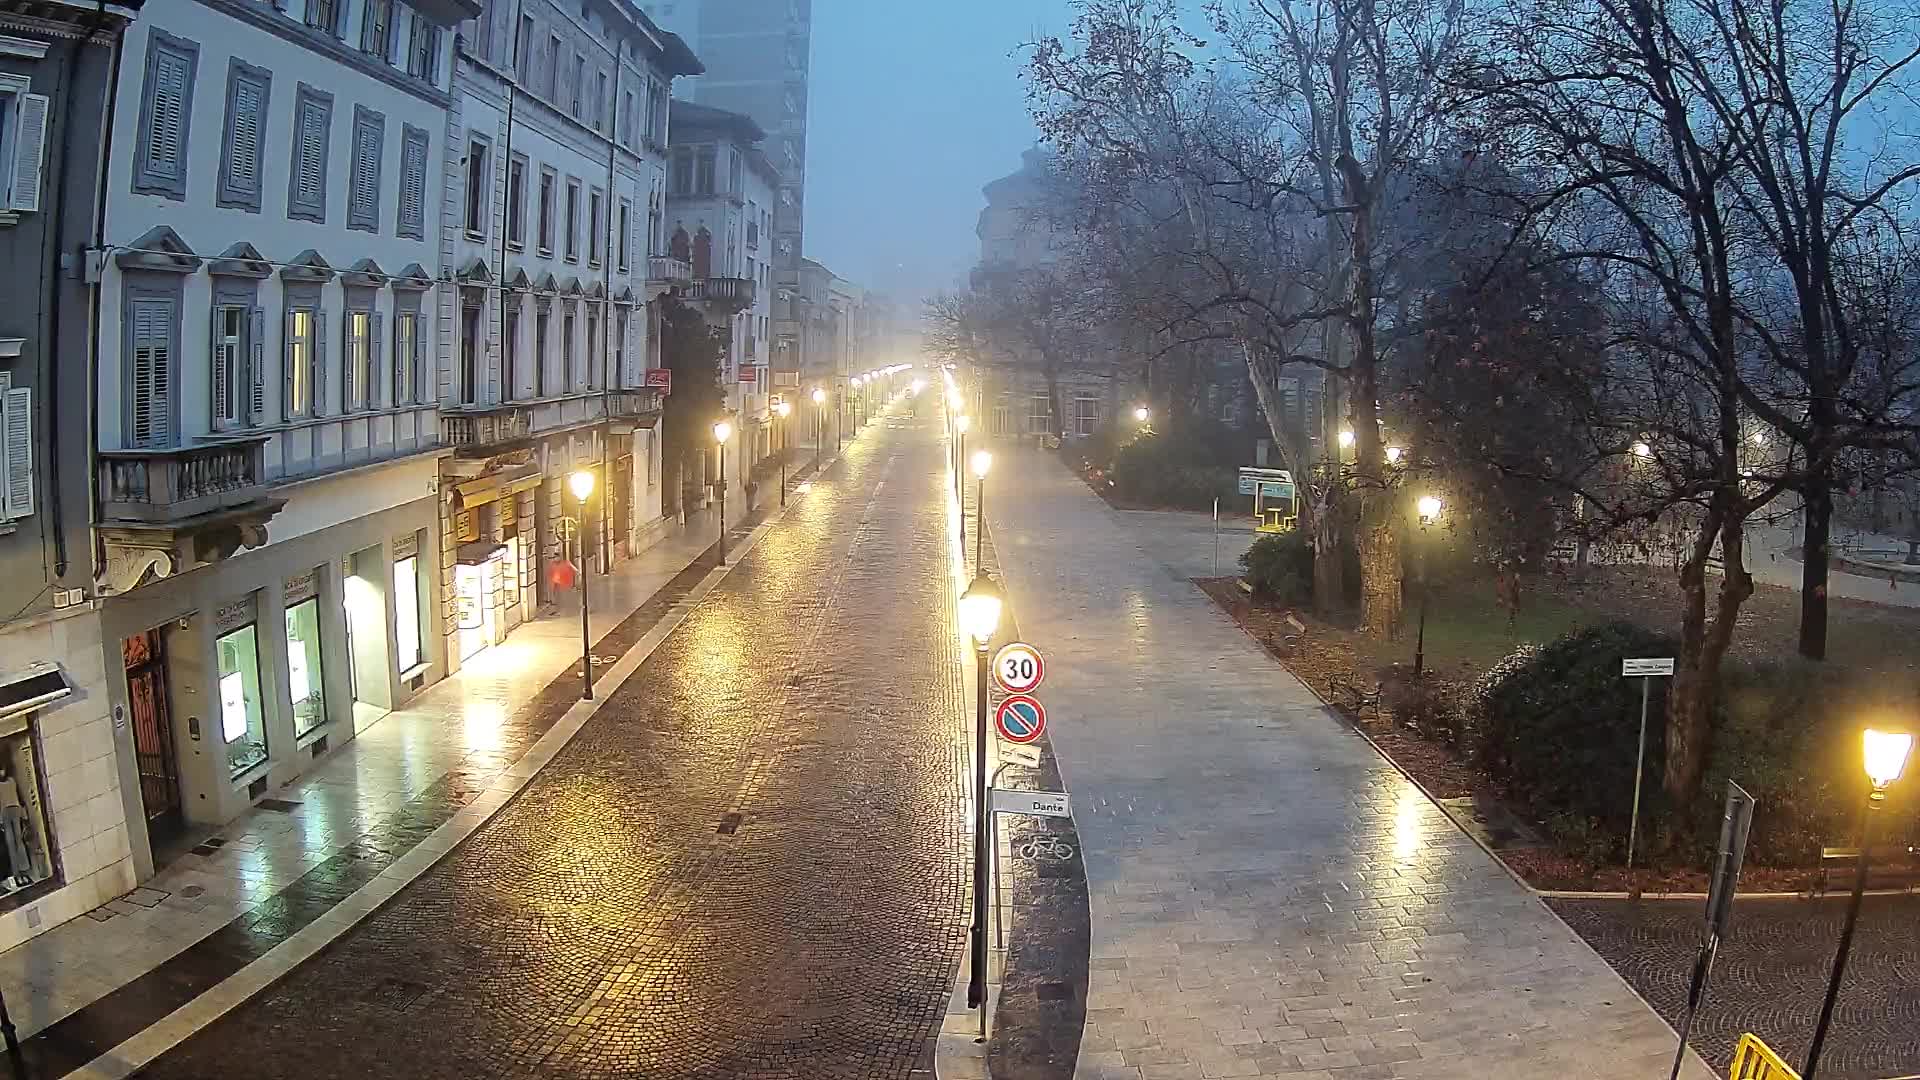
[285,598,327,736]
[0,726,53,895]
[217,624,268,777]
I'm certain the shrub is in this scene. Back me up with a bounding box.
[1241,531,1314,604]
[1380,669,1460,744]
[1468,622,1679,860]
[1107,426,1246,510]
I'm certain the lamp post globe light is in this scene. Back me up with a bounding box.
[1135,405,1150,424]
[957,573,1004,1012]
[773,399,793,507]
[1412,495,1443,680]
[1805,727,1914,1078]
[971,450,992,573]
[713,421,734,566]
[568,469,596,700]
[811,387,827,471]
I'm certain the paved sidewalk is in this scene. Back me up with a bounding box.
[0,500,746,1042]
[985,449,1714,1080]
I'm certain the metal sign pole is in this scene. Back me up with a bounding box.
[1668,781,1753,1080]
[1629,675,1650,867]
[1212,497,1220,576]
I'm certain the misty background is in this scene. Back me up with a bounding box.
[804,1,1076,311]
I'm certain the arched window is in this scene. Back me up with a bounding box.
[669,226,691,262]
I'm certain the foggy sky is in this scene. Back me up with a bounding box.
[804,1,1076,314]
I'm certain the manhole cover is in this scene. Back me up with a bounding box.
[256,799,301,813]
[716,812,744,836]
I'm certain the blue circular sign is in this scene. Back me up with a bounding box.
[995,694,1047,744]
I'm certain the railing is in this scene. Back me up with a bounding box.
[441,407,533,449]
[98,438,269,524]
[606,390,662,418]
[1730,1034,1799,1080]
[646,255,691,285]
[685,276,755,311]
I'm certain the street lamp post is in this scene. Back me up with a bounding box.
[1804,727,1913,1078]
[713,420,734,565]
[972,450,992,574]
[569,469,596,700]
[955,414,970,498]
[1413,495,1442,680]
[957,574,1004,1015]
[774,399,792,507]
[811,387,826,472]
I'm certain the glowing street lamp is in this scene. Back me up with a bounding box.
[971,449,992,573]
[1413,495,1444,679]
[1338,429,1356,448]
[957,573,1004,1015]
[1632,440,1654,459]
[568,469,596,700]
[713,420,734,566]
[1805,727,1914,1078]
[773,398,793,507]
[1134,405,1151,425]
[1386,446,1405,465]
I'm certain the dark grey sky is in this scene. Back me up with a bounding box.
[804,1,1075,311]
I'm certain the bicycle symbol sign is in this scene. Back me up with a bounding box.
[992,642,1044,694]
[995,694,1047,744]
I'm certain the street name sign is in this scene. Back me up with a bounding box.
[990,788,1071,818]
[992,642,1045,694]
[1623,657,1676,677]
[994,694,1046,744]
[998,743,1041,769]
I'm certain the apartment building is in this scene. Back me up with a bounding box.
[437,0,697,670]
[87,0,472,896]
[665,99,775,477]
[639,0,807,379]
[0,0,140,950]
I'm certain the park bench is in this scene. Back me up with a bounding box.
[1811,843,1920,895]
[1327,674,1383,720]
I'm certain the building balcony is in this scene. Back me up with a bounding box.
[441,404,535,455]
[99,437,274,525]
[605,389,664,434]
[646,255,692,301]
[95,437,284,594]
[685,276,755,315]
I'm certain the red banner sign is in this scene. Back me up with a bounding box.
[643,369,672,394]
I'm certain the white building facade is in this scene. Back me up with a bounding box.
[90,0,475,883]
[435,0,697,671]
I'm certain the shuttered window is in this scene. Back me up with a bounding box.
[392,311,417,406]
[6,91,49,213]
[133,33,198,200]
[463,135,488,237]
[0,373,31,522]
[217,61,270,212]
[128,296,175,447]
[288,84,332,223]
[588,189,603,267]
[211,303,247,429]
[347,106,384,233]
[285,307,315,417]
[397,125,429,240]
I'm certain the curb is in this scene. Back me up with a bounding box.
[61,443,843,1080]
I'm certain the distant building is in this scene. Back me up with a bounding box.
[643,0,810,376]
[0,0,140,950]
[666,98,778,483]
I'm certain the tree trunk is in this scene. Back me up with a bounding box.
[1356,493,1403,637]
[1311,495,1345,614]
[1663,510,1754,806]
[1798,468,1832,660]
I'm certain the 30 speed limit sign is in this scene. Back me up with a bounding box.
[992,642,1045,694]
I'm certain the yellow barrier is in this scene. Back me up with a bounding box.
[1730,1034,1800,1080]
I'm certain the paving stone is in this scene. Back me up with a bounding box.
[983,452,1721,1080]
[135,417,969,1079]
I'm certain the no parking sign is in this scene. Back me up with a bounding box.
[994,695,1046,744]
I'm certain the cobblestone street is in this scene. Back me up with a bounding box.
[130,409,971,1080]
[1553,894,1920,1079]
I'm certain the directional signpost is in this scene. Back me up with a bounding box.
[992,642,1044,694]
[995,695,1046,744]
[991,788,1071,818]
[1623,656,1676,867]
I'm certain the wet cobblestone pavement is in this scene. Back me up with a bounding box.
[1552,894,1920,1079]
[134,410,970,1080]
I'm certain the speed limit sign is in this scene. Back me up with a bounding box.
[992,642,1045,694]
